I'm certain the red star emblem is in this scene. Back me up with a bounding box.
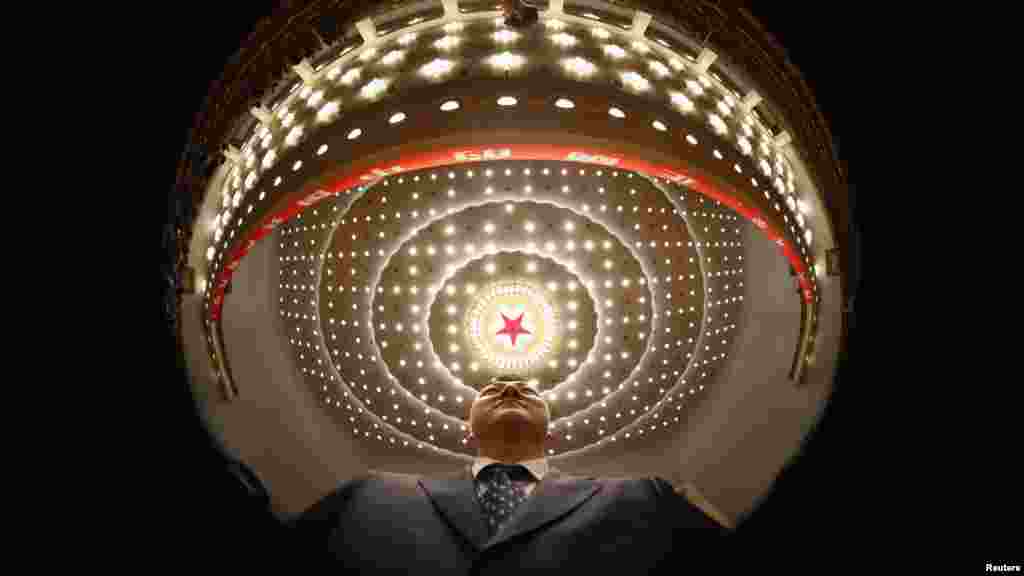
[496,312,531,347]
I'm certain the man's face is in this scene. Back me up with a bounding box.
[469,378,550,444]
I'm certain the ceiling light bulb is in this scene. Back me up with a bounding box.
[493,29,519,44]
[489,51,526,71]
[381,50,405,66]
[603,44,627,59]
[561,56,596,78]
[620,71,649,91]
[433,35,461,52]
[360,77,390,99]
[648,60,670,78]
[550,33,577,47]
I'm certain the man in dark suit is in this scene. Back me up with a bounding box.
[291,375,728,573]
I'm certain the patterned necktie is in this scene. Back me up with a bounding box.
[476,463,533,536]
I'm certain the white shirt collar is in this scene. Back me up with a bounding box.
[472,456,549,482]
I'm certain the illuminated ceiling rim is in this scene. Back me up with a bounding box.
[206,142,813,321]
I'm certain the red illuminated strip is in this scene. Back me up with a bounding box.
[208,144,813,319]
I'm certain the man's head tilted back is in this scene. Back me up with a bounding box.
[468,375,551,463]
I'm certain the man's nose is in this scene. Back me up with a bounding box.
[499,384,523,398]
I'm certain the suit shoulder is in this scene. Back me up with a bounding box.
[647,476,733,532]
[290,473,373,523]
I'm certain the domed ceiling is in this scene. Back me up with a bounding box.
[180,0,846,524]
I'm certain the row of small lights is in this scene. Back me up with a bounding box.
[208,11,806,271]
[207,86,807,267]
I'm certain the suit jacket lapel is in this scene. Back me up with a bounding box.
[418,466,602,553]
[418,466,490,551]
[484,466,601,550]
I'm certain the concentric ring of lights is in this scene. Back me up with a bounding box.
[316,164,685,453]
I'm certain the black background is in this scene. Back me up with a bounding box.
[146,1,911,569]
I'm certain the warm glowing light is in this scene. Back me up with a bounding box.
[608,107,625,118]
[398,32,417,46]
[389,112,406,124]
[738,136,752,155]
[488,51,526,71]
[498,96,518,106]
[440,100,460,111]
[561,56,596,78]
[709,113,728,135]
[544,19,566,30]
[686,80,703,95]
[262,149,277,169]
[360,77,390,99]
[630,40,650,54]
[550,33,577,47]
[434,35,461,51]
[348,128,362,140]
[340,67,362,85]
[493,29,520,44]
[652,120,667,131]
[316,100,340,123]
[603,44,627,59]
[590,27,611,39]
[381,50,405,66]
[282,126,302,148]
[620,71,650,91]
[443,21,464,33]
[555,98,575,109]
[420,58,456,79]
[648,60,670,78]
